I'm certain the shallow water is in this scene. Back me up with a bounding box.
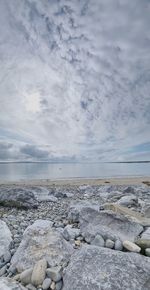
[0,162,150,181]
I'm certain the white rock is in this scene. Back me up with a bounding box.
[31,258,47,287]
[0,221,12,259]
[11,220,73,272]
[123,241,141,253]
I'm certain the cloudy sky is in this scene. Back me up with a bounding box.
[0,0,150,162]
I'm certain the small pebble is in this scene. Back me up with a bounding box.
[51,281,56,290]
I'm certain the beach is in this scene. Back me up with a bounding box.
[0,176,150,187]
[0,177,150,289]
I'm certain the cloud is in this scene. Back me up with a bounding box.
[20,144,50,159]
[0,0,150,161]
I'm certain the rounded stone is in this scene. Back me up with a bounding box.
[56,279,63,290]
[114,240,123,251]
[20,268,33,285]
[31,259,47,287]
[46,266,62,282]
[145,248,150,257]
[123,241,141,253]
[42,278,52,290]
[91,235,105,247]
[105,239,114,249]
[4,251,11,263]
[136,239,150,250]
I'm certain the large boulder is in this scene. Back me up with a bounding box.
[116,195,138,207]
[0,277,25,290]
[68,201,99,223]
[0,221,12,259]
[63,245,150,290]
[0,187,38,209]
[11,220,73,272]
[79,208,143,242]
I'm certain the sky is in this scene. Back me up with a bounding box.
[0,0,150,162]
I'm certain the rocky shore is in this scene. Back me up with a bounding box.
[0,181,150,289]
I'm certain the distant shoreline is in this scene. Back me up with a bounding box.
[0,176,150,186]
[0,161,150,164]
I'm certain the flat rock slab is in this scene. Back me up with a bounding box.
[79,208,143,242]
[0,220,12,258]
[0,277,24,290]
[0,186,38,209]
[63,245,150,290]
[11,220,73,272]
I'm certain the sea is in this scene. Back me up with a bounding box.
[0,162,150,181]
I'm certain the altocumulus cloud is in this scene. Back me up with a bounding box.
[0,0,150,161]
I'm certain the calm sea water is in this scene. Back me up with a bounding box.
[0,162,150,181]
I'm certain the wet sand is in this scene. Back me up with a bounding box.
[0,176,150,187]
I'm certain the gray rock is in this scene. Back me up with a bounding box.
[4,251,11,263]
[54,191,68,198]
[105,239,114,249]
[56,279,63,290]
[42,278,52,290]
[117,195,138,207]
[142,204,150,218]
[11,220,73,272]
[0,221,12,259]
[136,239,150,250]
[145,248,150,257]
[68,201,99,223]
[91,235,105,247]
[114,240,123,251]
[46,266,62,282]
[123,187,135,194]
[0,265,7,277]
[31,259,47,287]
[63,225,80,241]
[0,187,38,209]
[79,208,143,243]
[20,268,33,285]
[62,245,150,290]
[26,284,36,290]
[141,227,150,240]
[46,195,58,203]
[0,277,24,289]
[8,265,17,275]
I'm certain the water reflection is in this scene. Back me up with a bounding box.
[0,162,150,181]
